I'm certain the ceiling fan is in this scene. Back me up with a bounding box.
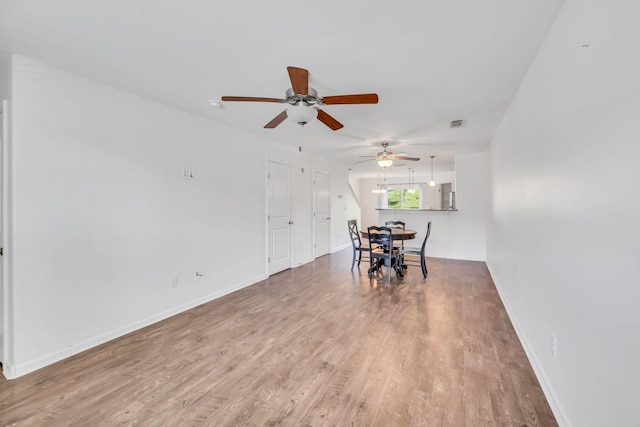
[355,142,420,168]
[221,66,378,131]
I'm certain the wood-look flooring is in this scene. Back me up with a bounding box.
[0,250,557,426]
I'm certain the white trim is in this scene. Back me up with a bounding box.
[1,360,16,379]
[265,157,269,277]
[1,99,11,370]
[3,273,267,379]
[486,261,572,427]
[295,257,314,267]
[331,243,351,253]
[312,169,330,258]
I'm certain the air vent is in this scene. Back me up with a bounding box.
[450,119,464,128]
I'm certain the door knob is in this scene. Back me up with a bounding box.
[289,220,294,224]
[327,217,331,220]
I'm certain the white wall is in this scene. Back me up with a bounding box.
[325,167,361,252]
[487,1,640,426]
[3,55,357,378]
[360,153,486,261]
[358,178,380,232]
[0,52,9,98]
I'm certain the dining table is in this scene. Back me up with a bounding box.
[360,228,417,241]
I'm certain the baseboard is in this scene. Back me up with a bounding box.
[2,360,17,380]
[331,243,351,253]
[4,273,268,380]
[485,262,572,427]
[427,251,486,262]
[295,257,314,267]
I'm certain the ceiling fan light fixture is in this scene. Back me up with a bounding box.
[286,102,318,126]
[377,158,393,168]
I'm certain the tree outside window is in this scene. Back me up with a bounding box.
[387,188,420,209]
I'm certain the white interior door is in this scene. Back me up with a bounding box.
[313,171,330,257]
[267,161,292,275]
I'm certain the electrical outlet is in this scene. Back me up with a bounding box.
[170,276,178,288]
[551,334,557,358]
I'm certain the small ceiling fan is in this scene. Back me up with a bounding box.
[355,142,420,168]
[221,66,378,130]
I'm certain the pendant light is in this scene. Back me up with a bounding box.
[429,156,436,187]
[407,168,416,194]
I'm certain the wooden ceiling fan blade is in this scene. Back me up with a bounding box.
[222,96,284,103]
[264,110,288,128]
[393,155,421,161]
[353,158,376,164]
[287,66,309,95]
[315,108,344,131]
[320,94,379,105]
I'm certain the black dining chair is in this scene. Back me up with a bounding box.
[347,219,370,270]
[400,221,432,278]
[367,225,400,282]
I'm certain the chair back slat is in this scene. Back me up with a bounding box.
[385,220,405,229]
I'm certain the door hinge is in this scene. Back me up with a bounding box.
[267,173,270,179]
[268,257,271,263]
[0,247,3,256]
[267,214,270,220]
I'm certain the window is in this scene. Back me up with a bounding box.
[387,188,421,209]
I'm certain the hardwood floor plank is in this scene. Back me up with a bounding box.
[0,250,557,426]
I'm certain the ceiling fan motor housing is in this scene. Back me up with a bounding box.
[286,88,318,105]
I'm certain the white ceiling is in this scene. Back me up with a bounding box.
[0,0,564,178]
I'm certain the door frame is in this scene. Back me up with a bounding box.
[312,170,330,259]
[1,99,9,370]
[266,159,294,275]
